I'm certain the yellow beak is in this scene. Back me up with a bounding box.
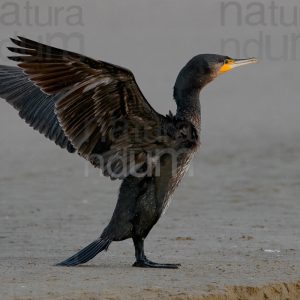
[219,58,258,74]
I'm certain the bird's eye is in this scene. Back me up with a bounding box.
[224,59,230,64]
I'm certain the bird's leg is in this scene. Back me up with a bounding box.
[132,237,180,269]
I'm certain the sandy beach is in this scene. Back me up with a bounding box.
[1,121,300,299]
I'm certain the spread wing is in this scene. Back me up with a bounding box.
[7,36,177,179]
[0,65,75,152]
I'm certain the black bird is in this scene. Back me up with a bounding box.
[0,36,257,268]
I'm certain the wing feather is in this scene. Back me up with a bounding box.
[0,65,75,152]
[6,36,180,179]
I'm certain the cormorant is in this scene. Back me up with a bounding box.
[0,37,257,268]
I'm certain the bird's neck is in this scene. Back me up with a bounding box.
[174,87,201,131]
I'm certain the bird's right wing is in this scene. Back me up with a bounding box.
[5,36,187,179]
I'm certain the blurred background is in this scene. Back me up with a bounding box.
[1,0,299,165]
[0,1,300,298]
[1,0,299,194]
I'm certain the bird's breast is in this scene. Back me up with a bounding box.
[155,148,196,215]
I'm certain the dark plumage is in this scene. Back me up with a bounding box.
[1,37,256,268]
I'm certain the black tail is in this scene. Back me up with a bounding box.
[56,238,111,266]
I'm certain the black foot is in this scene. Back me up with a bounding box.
[133,258,180,269]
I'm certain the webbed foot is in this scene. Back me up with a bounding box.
[133,257,180,269]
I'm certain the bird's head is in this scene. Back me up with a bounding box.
[199,54,257,79]
[183,54,257,85]
[174,54,257,101]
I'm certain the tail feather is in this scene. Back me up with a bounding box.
[56,238,111,266]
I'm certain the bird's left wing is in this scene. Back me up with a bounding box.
[8,36,174,179]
